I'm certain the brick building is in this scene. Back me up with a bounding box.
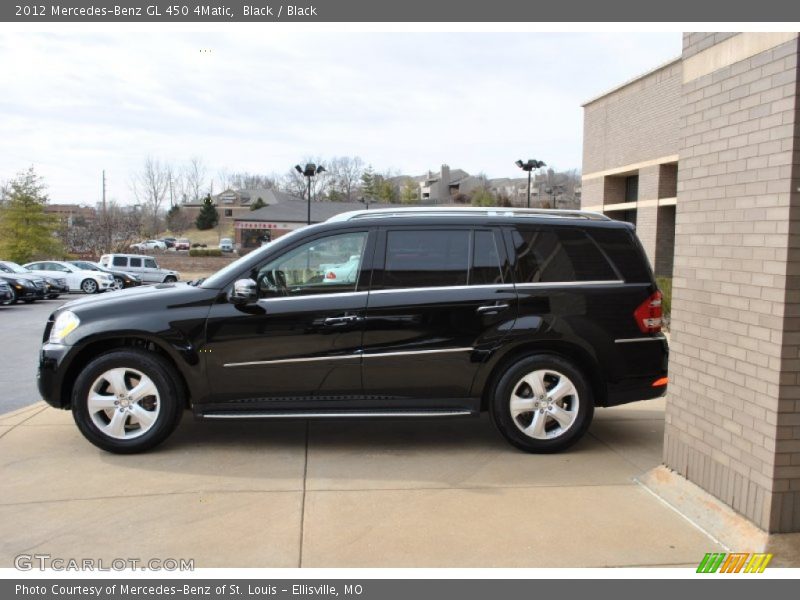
[582,32,800,533]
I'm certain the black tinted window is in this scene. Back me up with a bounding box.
[129,258,142,268]
[588,227,651,283]
[384,230,469,288]
[471,230,504,285]
[112,257,127,267]
[512,227,617,283]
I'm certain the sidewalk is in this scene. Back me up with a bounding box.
[0,398,724,568]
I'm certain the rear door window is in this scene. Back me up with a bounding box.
[129,258,142,268]
[112,257,127,267]
[511,227,618,283]
[471,230,505,285]
[383,230,469,289]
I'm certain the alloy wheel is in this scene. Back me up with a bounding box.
[509,369,580,440]
[87,367,161,440]
[82,279,98,294]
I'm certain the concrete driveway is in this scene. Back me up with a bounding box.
[0,398,724,568]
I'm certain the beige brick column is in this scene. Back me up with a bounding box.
[636,165,661,269]
[664,33,800,532]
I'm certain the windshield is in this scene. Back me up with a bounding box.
[74,262,100,271]
[201,226,310,289]
[0,261,29,274]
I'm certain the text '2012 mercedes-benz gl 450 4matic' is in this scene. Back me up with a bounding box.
[38,207,668,454]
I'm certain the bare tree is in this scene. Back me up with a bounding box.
[58,202,144,255]
[328,156,365,201]
[216,168,232,193]
[280,158,332,201]
[131,157,170,236]
[229,172,278,190]
[183,157,209,203]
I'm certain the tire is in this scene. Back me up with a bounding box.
[23,298,35,304]
[48,294,60,300]
[113,276,125,290]
[71,349,184,453]
[81,278,99,294]
[490,354,594,454]
[163,276,177,283]
[7,288,18,305]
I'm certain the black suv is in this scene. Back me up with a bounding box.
[38,208,668,454]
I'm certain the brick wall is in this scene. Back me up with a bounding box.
[682,32,738,59]
[665,33,800,532]
[582,60,682,176]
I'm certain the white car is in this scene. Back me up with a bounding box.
[320,254,361,284]
[131,240,167,251]
[24,261,114,294]
[219,238,234,252]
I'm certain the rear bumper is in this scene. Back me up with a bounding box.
[605,376,667,406]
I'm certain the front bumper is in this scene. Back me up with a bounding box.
[37,342,73,409]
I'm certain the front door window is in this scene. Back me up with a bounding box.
[253,231,368,298]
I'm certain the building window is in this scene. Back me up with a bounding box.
[224,209,233,217]
[624,175,639,202]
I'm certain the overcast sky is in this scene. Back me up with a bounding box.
[0,32,681,205]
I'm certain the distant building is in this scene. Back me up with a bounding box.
[44,203,96,226]
[181,188,290,224]
[234,199,367,249]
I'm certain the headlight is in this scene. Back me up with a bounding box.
[49,311,80,344]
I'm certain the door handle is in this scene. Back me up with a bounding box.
[324,315,361,326]
[476,303,510,315]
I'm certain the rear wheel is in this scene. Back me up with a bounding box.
[6,288,18,305]
[72,349,184,453]
[47,294,60,300]
[163,276,177,283]
[490,354,593,453]
[23,298,35,304]
[81,278,99,294]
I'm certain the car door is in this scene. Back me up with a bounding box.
[361,226,517,407]
[126,256,148,282]
[202,228,375,410]
[143,257,161,282]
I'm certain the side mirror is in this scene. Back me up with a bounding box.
[229,278,258,305]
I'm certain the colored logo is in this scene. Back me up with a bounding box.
[697,552,773,573]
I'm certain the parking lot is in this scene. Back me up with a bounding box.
[0,297,66,414]
[0,299,735,567]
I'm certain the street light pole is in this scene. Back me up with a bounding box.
[295,163,326,225]
[515,159,546,208]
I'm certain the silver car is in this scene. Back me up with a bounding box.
[98,254,179,284]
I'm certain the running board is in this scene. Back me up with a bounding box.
[199,409,474,420]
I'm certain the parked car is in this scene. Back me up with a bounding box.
[219,238,234,252]
[175,238,191,251]
[130,240,167,251]
[38,207,668,454]
[0,279,13,304]
[69,261,142,290]
[160,237,176,249]
[25,261,113,294]
[41,275,69,299]
[0,261,46,303]
[97,254,179,284]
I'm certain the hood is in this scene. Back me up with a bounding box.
[61,282,212,313]
[0,272,43,283]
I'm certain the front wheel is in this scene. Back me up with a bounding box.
[113,276,125,290]
[23,298,36,304]
[71,349,184,453]
[48,294,60,300]
[163,276,177,283]
[490,354,593,453]
[81,278,99,294]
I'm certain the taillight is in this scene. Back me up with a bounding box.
[634,291,663,334]
[325,271,336,280]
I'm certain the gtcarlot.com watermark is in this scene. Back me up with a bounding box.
[14,554,194,571]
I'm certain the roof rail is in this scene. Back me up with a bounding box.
[326,206,611,222]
